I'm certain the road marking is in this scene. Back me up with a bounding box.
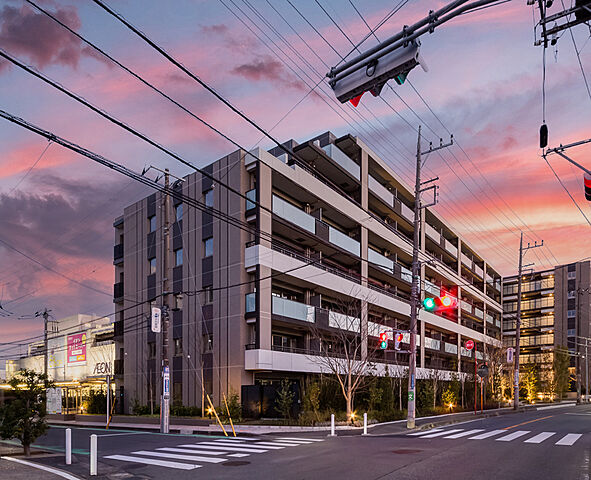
[407,429,443,436]
[0,457,81,480]
[255,441,301,447]
[524,432,556,444]
[503,415,554,430]
[104,454,200,470]
[157,447,227,455]
[200,441,284,450]
[272,439,314,444]
[179,444,268,453]
[214,439,245,443]
[99,432,147,437]
[556,434,583,446]
[496,430,530,442]
[277,437,324,442]
[444,429,484,439]
[469,430,507,440]
[420,429,463,438]
[229,453,250,457]
[132,450,226,463]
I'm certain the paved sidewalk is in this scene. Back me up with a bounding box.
[0,444,81,479]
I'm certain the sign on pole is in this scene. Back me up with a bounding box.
[507,347,514,363]
[163,365,170,399]
[47,387,62,414]
[151,307,161,333]
[465,340,474,350]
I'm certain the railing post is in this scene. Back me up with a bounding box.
[329,413,336,437]
[90,434,97,476]
[65,428,71,465]
[363,412,368,435]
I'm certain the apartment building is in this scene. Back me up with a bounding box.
[503,261,591,372]
[113,131,503,414]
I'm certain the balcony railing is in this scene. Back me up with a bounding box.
[322,144,360,179]
[424,280,440,297]
[368,248,394,274]
[425,224,441,244]
[245,292,256,313]
[272,296,315,323]
[424,337,441,350]
[113,282,124,300]
[400,203,414,223]
[113,243,123,262]
[272,195,315,233]
[444,239,458,257]
[328,226,360,256]
[328,310,360,332]
[474,307,484,320]
[368,175,394,207]
[246,189,256,211]
[445,342,458,354]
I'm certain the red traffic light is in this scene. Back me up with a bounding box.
[395,333,403,342]
[440,295,453,308]
[379,332,388,342]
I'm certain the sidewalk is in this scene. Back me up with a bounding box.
[0,444,81,480]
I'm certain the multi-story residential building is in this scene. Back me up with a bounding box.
[503,261,591,381]
[113,131,503,415]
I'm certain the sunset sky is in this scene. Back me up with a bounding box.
[1,0,590,353]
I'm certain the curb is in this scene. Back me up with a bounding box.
[1,456,82,480]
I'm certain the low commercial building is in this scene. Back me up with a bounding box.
[113,131,503,414]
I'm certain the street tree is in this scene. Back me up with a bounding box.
[0,369,52,456]
[522,364,539,403]
[310,297,378,419]
[552,347,571,400]
[275,379,294,420]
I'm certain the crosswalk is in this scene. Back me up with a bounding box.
[408,427,583,446]
[104,436,324,471]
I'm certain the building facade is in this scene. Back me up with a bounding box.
[113,132,503,414]
[503,261,591,386]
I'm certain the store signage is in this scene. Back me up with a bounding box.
[92,362,112,375]
[67,333,87,365]
[151,307,161,333]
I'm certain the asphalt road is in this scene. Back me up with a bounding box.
[14,405,591,479]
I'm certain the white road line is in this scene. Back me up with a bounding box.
[556,433,583,446]
[132,450,226,463]
[200,441,284,450]
[407,429,443,436]
[158,447,227,455]
[179,444,268,453]
[444,429,485,439]
[524,432,556,444]
[229,453,250,457]
[255,442,300,447]
[277,437,324,442]
[496,431,531,442]
[272,440,313,444]
[104,454,200,470]
[214,439,245,443]
[469,430,506,440]
[0,457,81,480]
[420,429,464,439]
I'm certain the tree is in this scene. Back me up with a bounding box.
[442,385,457,411]
[0,369,52,456]
[275,379,294,420]
[522,364,539,403]
[552,347,570,400]
[302,381,321,421]
[310,297,378,419]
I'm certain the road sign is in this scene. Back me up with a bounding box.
[408,391,415,401]
[507,347,514,363]
[151,307,161,333]
[163,365,170,399]
[465,340,474,350]
[477,363,489,378]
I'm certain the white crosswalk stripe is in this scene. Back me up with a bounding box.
[255,441,301,447]
[496,431,530,442]
[179,444,269,453]
[157,447,228,456]
[556,433,583,446]
[524,432,556,444]
[407,429,443,436]
[444,429,484,439]
[104,455,200,470]
[132,451,226,463]
[200,441,286,450]
[277,437,324,442]
[469,429,506,440]
[420,429,464,438]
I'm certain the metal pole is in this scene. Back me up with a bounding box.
[330,413,336,437]
[90,434,97,476]
[160,169,171,434]
[363,412,368,435]
[65,428,71,465]
[43,309,49,379]
[513,232,523,410]
[407,126,422,429]
[586,340,589,403]
[106,375,110,429]
[474,344,477,414]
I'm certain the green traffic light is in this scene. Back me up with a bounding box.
[380,341,387,349]
[423,297,436,311]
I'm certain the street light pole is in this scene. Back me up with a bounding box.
[160,169,171,434]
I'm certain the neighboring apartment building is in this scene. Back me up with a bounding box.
[503,261,591,375]
[113,131,503,414]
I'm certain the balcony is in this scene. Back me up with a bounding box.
[424,337,441,351]
[445,342,458,354]
[113,282,124,302]
[328,226,360,256]
[400,265,412,283]
[246,189,256,212]
[322,144,360,180]
[461,253,472,269]
[272,296,315,323]
[113,243,123,265]
[328,310,360,333]
[368,175,394,208]
[443,239,458,257]
[474,307,484,320]
[272,195,315,234]
[424,280,440,297]
[461,300,472,315]
[425,224,441,244]
[245,292,256,314]
[368,248,394,274]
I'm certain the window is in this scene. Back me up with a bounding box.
[568,271,576,280]
[203,285,213,304]
[148,341,156,359]
[204,189,213,207]
[568,329,576,337]
[175,204,183,222]
[203,237,213,257]
[568,309,577,318]
[174,294,183,310]
[148,215,156,232]
[568,290,576,299]
[174,248,183,266]
[149,257,156,274]
[174,338,183,356]
[203,334,213,352]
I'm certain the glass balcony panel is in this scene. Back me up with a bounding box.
[424,280,440,297]
[322,144,360,179]
[461,347,472,357]
[474,308,484,320]
[368,248,394,274]
[474,264,484,278]
[368,321,383,338]
[475,351,483,360]
[425,224,441,243]
[329,227,360,256]
[400,265,412,283]
[328,311,360,332]
[445,342,458,354]
[400,203,414,223]
[272,195,315,233]
[424,337,441,350]
[245,293,256,313]
[368,175,394,207]
[461,300,472,313]
[272,296,315,323]
[444,239,458,257]
[246,189,256,210]
[486,313,494,324]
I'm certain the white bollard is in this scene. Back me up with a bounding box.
[363,412,368,435]
[65,428,71,465]
[329,413,336,437]
[90,434,97,476]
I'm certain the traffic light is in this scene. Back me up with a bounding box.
[423,295,456,312]
[585,172,591,201]
[394,332,403,351]
[379,332,388,350]
[540,123,548,148]
[423,297,436,311]
[330,40,426,106]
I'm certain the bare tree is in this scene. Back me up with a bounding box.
[483,343,506,406]
[310,297,379,419]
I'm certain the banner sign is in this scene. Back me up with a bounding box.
[67,333,87,365]
[46,387,62,414]
[151,307,162,333]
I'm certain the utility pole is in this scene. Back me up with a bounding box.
[407,127,451,429]
[513,233,543,410]
[160,169,171,434]
[38,308,53,380]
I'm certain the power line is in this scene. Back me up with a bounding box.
[6,140,52,195]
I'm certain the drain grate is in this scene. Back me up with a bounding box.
[392,449,422,454]
[222,461,251,467]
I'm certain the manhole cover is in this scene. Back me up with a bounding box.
[222,461,251,467]
[392,449,422,454]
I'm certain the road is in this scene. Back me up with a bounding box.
[12,404,591,479]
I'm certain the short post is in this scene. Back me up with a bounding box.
[90,434,97,476]
[329,413,336,437]
[65,428,71,465]
[363,412,368,435]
